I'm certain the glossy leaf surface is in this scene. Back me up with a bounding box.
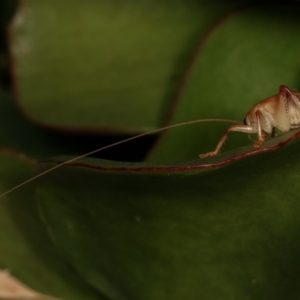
[0,151,102,299]
[0,90,102,158]
[37,129,300,300]
[11,0,249,132]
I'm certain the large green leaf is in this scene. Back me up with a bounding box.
[0,150,103,299]
[148,4,300,163]
[11,0,251,132]
[36,129,300,300]
[0,90,102,159]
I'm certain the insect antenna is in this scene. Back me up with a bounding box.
[0,118,239,199]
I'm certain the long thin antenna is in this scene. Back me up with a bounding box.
[0,118,239,199]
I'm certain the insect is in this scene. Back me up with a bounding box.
[200,85,300,158]
[0,85,299,199]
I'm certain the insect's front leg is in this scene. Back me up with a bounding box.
[199,124,255,158]
[253,110,265,148]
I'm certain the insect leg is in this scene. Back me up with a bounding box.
[253,110,265,147]
[280,85,300,109]
[199,123,255,158]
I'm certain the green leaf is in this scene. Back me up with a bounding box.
[11,0,251,132]
[0,90,102,159]
[148,4,300,163]
[0,151,103,299]
[36,129,300,300]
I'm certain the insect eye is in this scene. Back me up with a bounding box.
[243,118,247,125]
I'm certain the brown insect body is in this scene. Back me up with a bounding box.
[200,85,300,158]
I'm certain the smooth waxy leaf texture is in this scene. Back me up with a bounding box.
[0,90,104,158]
[11,0,250,132]
[0,151,103,299]
[37,129,300,300]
